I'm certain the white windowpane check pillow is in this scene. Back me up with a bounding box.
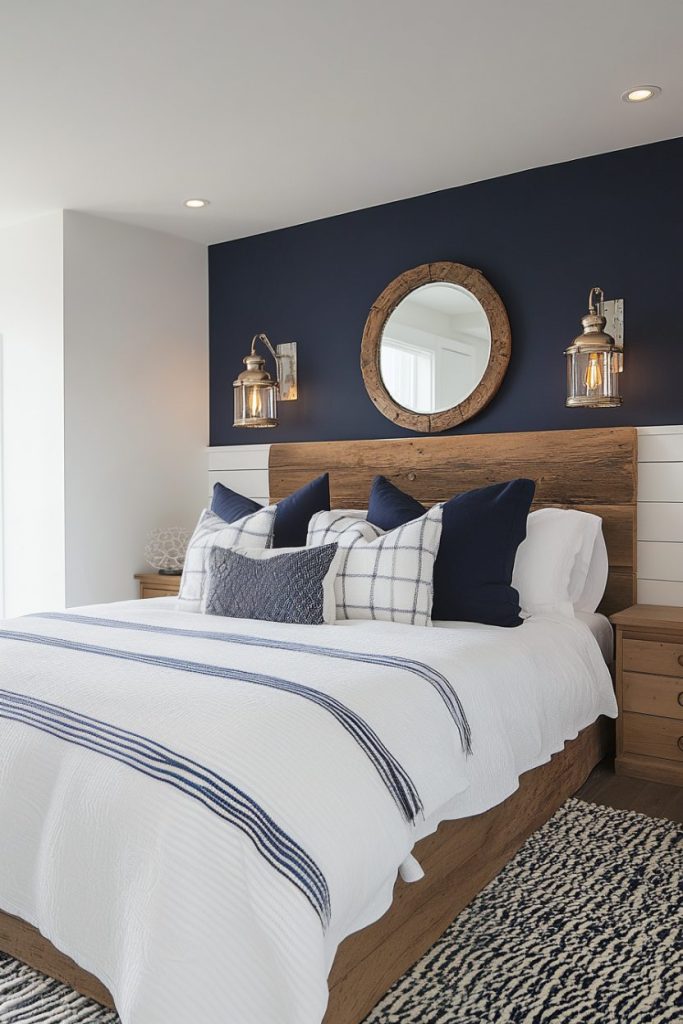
[307,506,443,626]
[177,507,276,613]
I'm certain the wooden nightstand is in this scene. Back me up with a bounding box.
[610,604,683,787]
[134,573,181,599]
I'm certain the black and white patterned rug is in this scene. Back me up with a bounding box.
[0,799,680,1023]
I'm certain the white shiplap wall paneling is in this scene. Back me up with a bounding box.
[637,425,683,606]
[207,444,270,506]
[637,462,683,502]
[637,502,683,543]
[207,425,683,608]
[637,580,683,605]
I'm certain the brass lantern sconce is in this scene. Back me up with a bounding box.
[565,287,624,408]
[233,334,297,428]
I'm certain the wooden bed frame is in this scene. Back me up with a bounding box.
[0,426,637,1023]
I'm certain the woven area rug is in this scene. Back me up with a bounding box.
[365,798,682,1023]
[0,799,680,1023]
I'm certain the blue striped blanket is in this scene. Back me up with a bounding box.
[0,598,616,1024]
[0,600,477,1024]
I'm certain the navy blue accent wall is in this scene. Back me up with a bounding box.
[210,138,683,446]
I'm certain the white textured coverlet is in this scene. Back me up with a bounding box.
[0,600,616,1024]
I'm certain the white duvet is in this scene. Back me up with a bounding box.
[0,599,617,1024]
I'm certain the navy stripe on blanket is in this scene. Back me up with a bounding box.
[0,628,422,825]
[0,687,331,926]
[32,612,472,754]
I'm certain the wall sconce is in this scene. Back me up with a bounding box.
[565,287,623,408]
[233,334,297,428]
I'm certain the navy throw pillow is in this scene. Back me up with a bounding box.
[368,474,425,531]
[211,472,330,548]
[211,482,261,523]
[367,475,535,627]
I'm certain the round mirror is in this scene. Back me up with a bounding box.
[361,262,511,432]
[379,282,491,414]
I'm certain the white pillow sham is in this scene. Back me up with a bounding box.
[307,506,443,626]
[573,527,609,613]
[512,507,604,618]
[177,506,276,613]
[202,544,343,623]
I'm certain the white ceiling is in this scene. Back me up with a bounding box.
[1,0,682,246]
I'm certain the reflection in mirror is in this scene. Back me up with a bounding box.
[379,283,491,414]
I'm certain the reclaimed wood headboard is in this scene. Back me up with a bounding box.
[269,426,637,618]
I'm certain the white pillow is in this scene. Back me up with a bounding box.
[512,508,603,618]
[202,544,343,623]
[573,526,609,613]
[177,507,276,613]
[307,506,443,626]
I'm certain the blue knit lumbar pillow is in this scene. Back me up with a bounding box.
[204,543,340,624]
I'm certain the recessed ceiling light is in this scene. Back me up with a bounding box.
[621,85,661,103]
[184,198,209,208]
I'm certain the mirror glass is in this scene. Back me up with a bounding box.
[379,282,491,414]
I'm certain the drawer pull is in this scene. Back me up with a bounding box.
[678,655,683,666]
[679,737,683,752]
[679,692,683,708]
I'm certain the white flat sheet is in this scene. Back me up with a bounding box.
[0,600,617,1024]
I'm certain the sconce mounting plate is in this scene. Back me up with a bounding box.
[276,342,297,401]
[598,298,624,352]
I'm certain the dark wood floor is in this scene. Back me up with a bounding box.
[577,758,683,824]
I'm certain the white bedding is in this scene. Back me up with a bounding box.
[0,599,617,1024]
[575,610,614,664]
[435,610,615,665]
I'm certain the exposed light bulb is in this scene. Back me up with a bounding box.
[585,353,603,392]
[248,387,261,417]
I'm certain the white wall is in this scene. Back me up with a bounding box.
[637,425,683,604]
[0,213,65,616]
[209,427,683,609]
[63,212,208,606]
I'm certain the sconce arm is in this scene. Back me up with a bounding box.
[248,332,297,401]
[251,333,279,363]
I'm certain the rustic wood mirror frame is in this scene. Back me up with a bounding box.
[360,261,512,432]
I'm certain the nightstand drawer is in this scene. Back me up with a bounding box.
[623,638,683,679]
[141,586,175,600]
[623,672,683,720]
[135,573,181,599]
[622,711,683,762]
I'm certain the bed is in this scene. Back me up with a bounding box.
[0,426,637,1024]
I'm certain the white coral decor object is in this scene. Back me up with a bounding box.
[144,527,191,572]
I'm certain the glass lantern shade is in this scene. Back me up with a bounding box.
[565,347,621,408]
[233,349,279,427]
[233,380,278,427]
